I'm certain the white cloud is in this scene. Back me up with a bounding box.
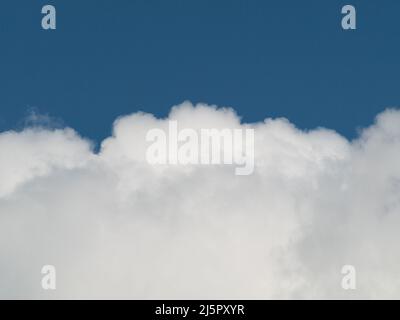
[0,101,400,299]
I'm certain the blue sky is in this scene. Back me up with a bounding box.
[1,0,400,142]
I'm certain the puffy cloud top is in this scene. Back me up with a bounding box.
[1,102,400,299]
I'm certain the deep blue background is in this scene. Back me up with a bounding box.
[1,0,399,142]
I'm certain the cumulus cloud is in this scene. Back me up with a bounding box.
[1,101,400,299]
